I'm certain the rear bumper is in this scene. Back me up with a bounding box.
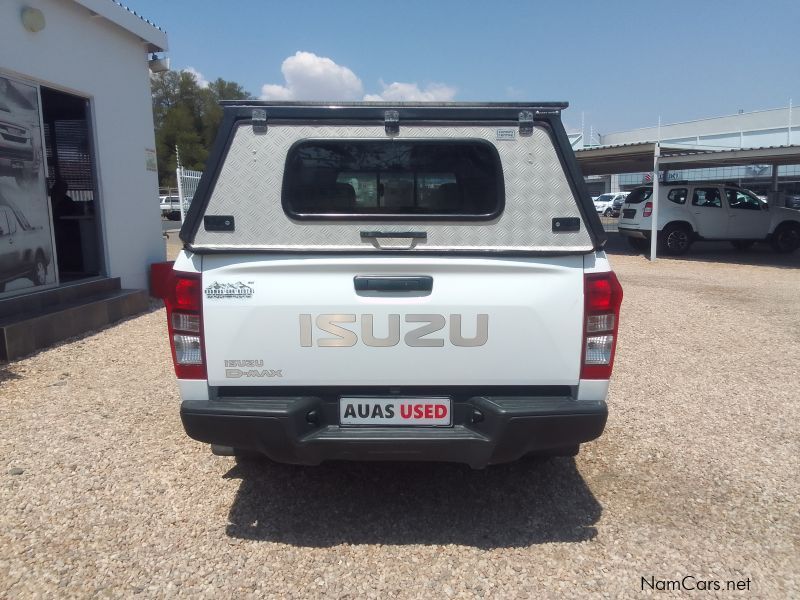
[180,395,607,468]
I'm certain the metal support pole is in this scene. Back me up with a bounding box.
[650,143,660,261]
[175,145,186,223]
[771,163,780,192]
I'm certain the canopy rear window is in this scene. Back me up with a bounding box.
[282,140,504,220]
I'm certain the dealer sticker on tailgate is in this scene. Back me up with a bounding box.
[339,397,452,427]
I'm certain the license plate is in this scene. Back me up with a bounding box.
[339,397,452,427]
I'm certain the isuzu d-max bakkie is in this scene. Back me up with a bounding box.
[165,102,622,468]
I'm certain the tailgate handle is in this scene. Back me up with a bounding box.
[354,275,433,293]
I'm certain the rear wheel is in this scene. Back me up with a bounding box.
[731,240,754,251]
[626,236,649,252]
[770,223,800,253]
[659,223,693,255]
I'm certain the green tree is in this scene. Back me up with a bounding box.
[151,69,251,188]
[201,78,250,148]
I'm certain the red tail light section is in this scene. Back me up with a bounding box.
[643,201,653,217]
[581,272,623,380]
[164,271,206,379]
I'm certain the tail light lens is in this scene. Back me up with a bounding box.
[164,271,206,379]
[643,201,653,217]
[581,272,623,379]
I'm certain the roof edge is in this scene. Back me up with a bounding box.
[603,105,794,138]
[72,0,168,52]
[219,101,569,109]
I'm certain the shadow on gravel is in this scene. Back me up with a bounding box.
[224,458,601,548]
[603,231,800,269]
[0,365,23,383]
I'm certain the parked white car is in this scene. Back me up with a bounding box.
[594,192,628,217]
[618,182,800,254]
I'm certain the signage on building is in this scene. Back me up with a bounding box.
[642,171,681,184]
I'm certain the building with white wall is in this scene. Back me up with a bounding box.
[0,0,166,359]
[0,0,166,295]
[599,106,798,149]
[571,106,800,196]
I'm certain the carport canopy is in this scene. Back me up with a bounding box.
[574,142,800,259]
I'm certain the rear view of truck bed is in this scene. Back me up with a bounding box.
[163,102,621,467]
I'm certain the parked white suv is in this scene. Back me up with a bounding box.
[594,192,628,217]
[619,182,800,255]
[161,101,623,468]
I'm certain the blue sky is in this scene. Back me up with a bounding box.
[124,0,798,134]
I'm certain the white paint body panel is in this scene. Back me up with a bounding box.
[199,254,587,387]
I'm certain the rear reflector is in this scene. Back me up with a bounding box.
[581,272,623,380]
[173,277,202,311]
[585,278,613,312]
[164,271,206,379]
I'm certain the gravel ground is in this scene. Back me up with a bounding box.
[1,237,798,598]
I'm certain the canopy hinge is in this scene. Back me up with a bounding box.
[518,110,534,136]
[252,108,267,134]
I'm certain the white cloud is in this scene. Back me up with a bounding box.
[260,51,363,101]
[182,67,209,89]
[259,51,458,103]
[364,81,457,102]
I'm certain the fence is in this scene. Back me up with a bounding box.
[176,166,202,223]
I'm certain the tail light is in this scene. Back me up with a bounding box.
[581,272,623,380]
[643,201,653,217]
[164,271,206,379]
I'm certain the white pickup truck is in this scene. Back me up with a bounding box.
[163,102,622,468]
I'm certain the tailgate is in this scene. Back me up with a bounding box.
[202,255,584,387]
